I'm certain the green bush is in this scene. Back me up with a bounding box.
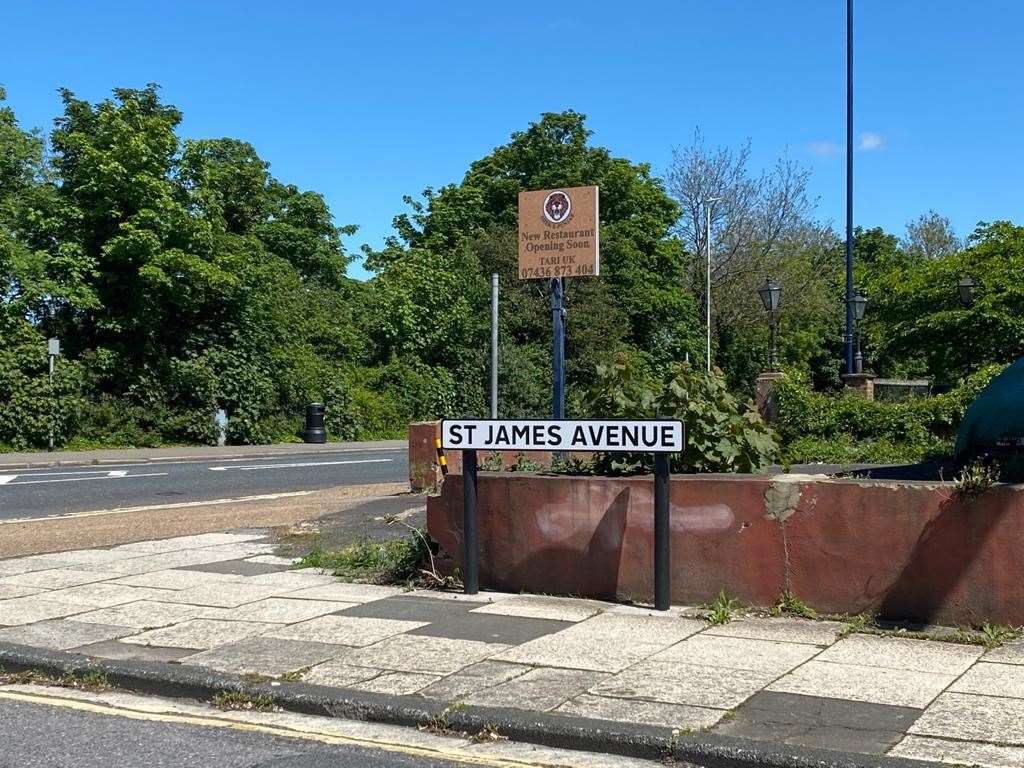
[774,364,1005,464]
[583,357,779,474]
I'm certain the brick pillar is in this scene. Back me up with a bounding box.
[841,373,878,400]
[755,371,786,423]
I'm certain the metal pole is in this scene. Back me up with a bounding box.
[463,449,479,595]
[844,0,855,375]
[490,273,499,418]
[654,453,671,611]
[706,203,712,372]
[551,277,565,419]
[768,317,778,371]
[48,354,55,452]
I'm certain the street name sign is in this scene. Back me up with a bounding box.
[441,419,683,453]
[517,186,599,279]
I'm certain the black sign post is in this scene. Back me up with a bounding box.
[442,419,683,611]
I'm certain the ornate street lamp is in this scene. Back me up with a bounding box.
[850,290,868,373]
[959,275,976,307]
[758,278,782,370]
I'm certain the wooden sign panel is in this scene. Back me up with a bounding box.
[517,186,599,279]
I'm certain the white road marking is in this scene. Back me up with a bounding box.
[0,490,314,525]
[0,475,16,485]
[0,472,167,487]
[208,459,393,472]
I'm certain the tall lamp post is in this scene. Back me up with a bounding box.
[844,0,856,375]
[705,196,722,372]
[758,278,782,370]
[47,337,60,451]
[850,291,868,373]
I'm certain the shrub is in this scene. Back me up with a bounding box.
[582,357,779,474]
[774,364,1005,464]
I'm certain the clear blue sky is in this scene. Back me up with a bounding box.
[2,1,1020,278]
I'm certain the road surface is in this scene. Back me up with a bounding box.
[0,446,408,522]
[0,694,466,768]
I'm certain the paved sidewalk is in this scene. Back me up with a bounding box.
[1,534,1022,766]
[0,440,406,470]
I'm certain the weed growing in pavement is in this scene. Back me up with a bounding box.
[0,668,111,691]
[277,668,309,682]
[471,724,508,743]
[705,590,743,626]
[772,592,817,620]
[295,530,431,584]
[954,458,999,501]
[837,613,876,638]
[212,691,278,712]
[979,623,1023,648]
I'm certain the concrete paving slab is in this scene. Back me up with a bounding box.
[341,634,508,675]
[0,554,86,575]
[653,634,821,675]
[244,555,300,566]
[283,583,404,603]
[0,568,119,590]
[703,617,845,646]
[43,583,173,608]
[301,658,382,688]
[180,637,342,676]
[469,595,606,622]
[242,571,337,589]
[0,585,44,600]
[122,618,276,650]
[556,693,723,731]
[338,594,485,623]
[769,660,956,708]
[817,634,982,674]
[891,734,1024,767]
[951,661,1024,699]
[154,582,292,607]
[111,533,266,554]
[111,569,244,590]
[419,660,531,701]
[605,603,704,619]
[984,640,1024,665]
[409,612,574,645]
[591,660,774,709]
[177,559,286,577]
[494,614,705,672]
[0,597,87,625]
[910,691,1024,745]
[715,691,921,756]
[464,667,608,712]
[73,639,193,662]
[350,671,440,695]
[201,597,356,624]
[42,549,139,565]
[73,600,208,629]
[264,615,427,646]
[0,618,132,650]
[404,589,516,603]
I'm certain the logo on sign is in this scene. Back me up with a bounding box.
[543,190,571,224]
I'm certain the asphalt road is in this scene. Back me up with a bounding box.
[0,447,408,522]
[0,697,465,768]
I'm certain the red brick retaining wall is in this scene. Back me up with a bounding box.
[426,470,1024,626]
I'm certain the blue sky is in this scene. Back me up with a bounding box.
[2,1,1020,278]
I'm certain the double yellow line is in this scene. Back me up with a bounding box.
[0,689,540,767]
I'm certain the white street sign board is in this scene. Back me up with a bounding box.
[440,419,683,453]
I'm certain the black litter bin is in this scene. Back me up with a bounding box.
[303,402,327,443]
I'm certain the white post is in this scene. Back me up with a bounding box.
[490,273,499,418]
